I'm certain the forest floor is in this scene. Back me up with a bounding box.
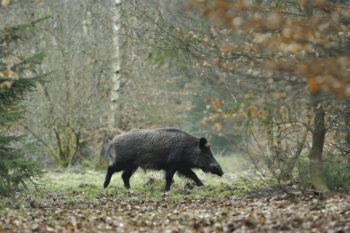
[1,156,350,232]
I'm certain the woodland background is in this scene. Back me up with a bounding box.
[1,0,350,231]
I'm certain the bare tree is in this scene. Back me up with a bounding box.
[110,0,122,125]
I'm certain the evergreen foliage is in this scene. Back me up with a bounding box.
[0,19,47,196]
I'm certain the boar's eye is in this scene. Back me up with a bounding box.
[199,137,208,149]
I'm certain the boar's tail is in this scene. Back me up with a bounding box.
[100,143,114,163]
[106,145,114,162]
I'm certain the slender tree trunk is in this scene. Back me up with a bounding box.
[309,94,330,195]
[303,0,330,195]
[345,106,350,149]
[110,0,122,125]
[266,123,277,177]
[279,126,308,180]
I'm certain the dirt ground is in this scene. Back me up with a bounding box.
[1,171,350,232]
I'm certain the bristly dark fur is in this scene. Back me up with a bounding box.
[102,128,223,191]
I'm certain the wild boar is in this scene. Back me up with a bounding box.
[102,128,223,191]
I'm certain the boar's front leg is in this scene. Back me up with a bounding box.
[121,166,137,189]
[178,168,203,186]
[165,168,176,191]
[104,163,124,188]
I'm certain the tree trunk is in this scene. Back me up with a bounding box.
[309,94,330,195]
[110,0,122,125]
[345,106,350,150]
[279,126,308,180]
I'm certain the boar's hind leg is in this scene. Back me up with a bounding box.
[103,163,124,188]
[165,168,176,191]
[121,166,137,189]
[178,169,203,186]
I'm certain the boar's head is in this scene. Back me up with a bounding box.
[197,137,223,177]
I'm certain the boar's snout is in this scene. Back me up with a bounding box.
[210,163,223,177]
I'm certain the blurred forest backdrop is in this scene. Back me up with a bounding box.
[1,0,350,196]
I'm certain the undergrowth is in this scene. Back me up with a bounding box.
[0,155,275,211]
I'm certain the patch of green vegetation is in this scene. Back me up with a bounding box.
[291,154,310,188]
[290,153,350,193]
[40,157,263,202]
[0,155,272,209]
[322,155,350,193]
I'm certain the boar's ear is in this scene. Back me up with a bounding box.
[199,137,207,149]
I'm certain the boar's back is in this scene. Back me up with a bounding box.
[110,128,198,169]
